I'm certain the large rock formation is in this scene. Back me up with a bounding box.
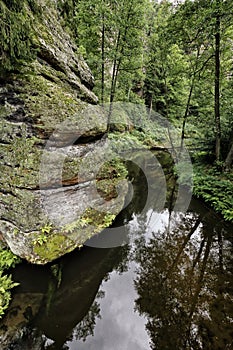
[0,1,127,264]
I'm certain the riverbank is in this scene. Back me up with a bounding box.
[193,164,233,222]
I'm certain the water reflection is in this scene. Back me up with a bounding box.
[0,246,129,350]
[133,205,233,350]
[68,267,150,350]
[0,155,232,349]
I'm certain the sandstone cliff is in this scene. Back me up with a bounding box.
[0,1,127,264]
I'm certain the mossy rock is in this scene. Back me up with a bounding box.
[33,234,74,263]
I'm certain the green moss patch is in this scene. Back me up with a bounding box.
[20,71,84,130]
[33,233,74,263]
[96,158,128,200]
[64,207,115,242]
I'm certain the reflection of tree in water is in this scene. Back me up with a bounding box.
[72,291,104,342]
[134,212,233,350]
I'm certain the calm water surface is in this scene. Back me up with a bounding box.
[0,156,232,350]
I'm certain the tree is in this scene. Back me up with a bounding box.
[214,0,221,161]
[107,0,148,104]
[68,0,148,104]
[164,0,233,162]
[144,1,185,119]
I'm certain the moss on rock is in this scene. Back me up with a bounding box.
[33,233,74,263]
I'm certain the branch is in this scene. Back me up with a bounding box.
[196,54,215,76]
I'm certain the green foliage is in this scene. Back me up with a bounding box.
[0,248,20,318]
[0,248,20,270]
[193,165,233,221]
[96,158,128,181]
[63,207,116,244]
[61,0,149,102]
[0,272,19,317]
[144,1,189,120]
[174,161,193,188]
[33,234,48,246]
[41,223,52,235]
[33,234,73,263]
[33,223,53,246]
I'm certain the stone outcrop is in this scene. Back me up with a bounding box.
[0,1,127,264]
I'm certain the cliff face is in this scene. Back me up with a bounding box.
[0,1,127,264]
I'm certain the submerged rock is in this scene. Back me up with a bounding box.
[0,2,127,264]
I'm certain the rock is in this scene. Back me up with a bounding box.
[0,1,128,264]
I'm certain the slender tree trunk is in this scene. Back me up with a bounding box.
[107,30,121,133]
[184,232,212,348]
[224,142,233,170]
[164,219,201,281]
[180,80,195,152]
[109,30,121,105]
[108,5,133,132]
[109,3,133,105]
[217,229,223,274]
[101,13,105,106]
[180,48,200,153]
[163,66,177,160]
[149,95,153,118]
[215,0,221,161]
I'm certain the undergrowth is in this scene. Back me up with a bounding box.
[193,164,233,222]
[0,248,21,318]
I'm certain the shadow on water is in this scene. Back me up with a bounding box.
[0,151,232,350]
[0,245,129,350]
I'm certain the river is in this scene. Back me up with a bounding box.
[0,152,232,350]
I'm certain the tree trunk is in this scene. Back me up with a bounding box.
[180,48,200,153]
[180,78,194,152]
[224,142,233,170]
[215,0,221,161]
[101,13,105,105]
[109,30,121,105]
[109,3,133,105]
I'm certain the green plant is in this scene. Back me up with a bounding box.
[33,224,52,246]
[0,248,20,318]
[0,249,20,270]
[0,272,19,317]
[34,234,48,246]
[41,223,52,235]
[193,165,233,222]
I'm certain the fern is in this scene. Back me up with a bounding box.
[193,166,233,222]
[0,248,21,318]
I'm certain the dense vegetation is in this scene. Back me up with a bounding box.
[0,0,232,318]
[57,0,233,220]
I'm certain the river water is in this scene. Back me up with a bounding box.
[0,153,232,350]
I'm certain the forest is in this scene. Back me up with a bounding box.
[0,0,233,326]
[1,0,233,219]
[60,0,233,220]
